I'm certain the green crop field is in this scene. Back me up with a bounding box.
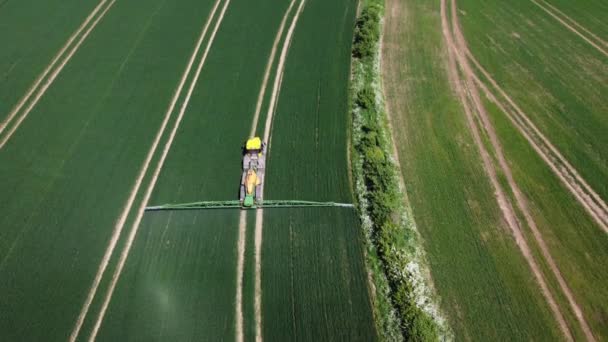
[261,0,376,339]
[261,208,376,341]
[4,0,604,340]
[458,0,608,339]
[382,0,563,339]
[383,0,608,340]
[529,0,608,45]
[0,0,376,340]
[458,0,608,203]
[265,0,356,204]
[0,0,100,122]
[95,210,241,340]
[0,0,221,340]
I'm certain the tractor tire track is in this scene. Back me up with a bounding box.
[235,210,247,342]
[471,72,602,338]
[236,1,297,341]
[86,0,232,339]
[68,0,224,340]
[249,0,297,137]
[464,49,608,233]
[536,0,608,48]
[440,0,574,339]
[253,1,306,341]
[253,209,264,342]
[0,0,116,149]
[0,0,109,135]
[450,1,595,339]
[261,0,305,147]
[530,0,608,58]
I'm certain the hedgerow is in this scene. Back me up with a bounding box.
[349,1,450,341]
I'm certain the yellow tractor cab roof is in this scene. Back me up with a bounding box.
[246,137,262,151]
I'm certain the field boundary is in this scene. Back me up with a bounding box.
[351,0,450,340]
[0,0,116,150]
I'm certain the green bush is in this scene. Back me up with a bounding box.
[350,1,442,341]
[356,86,376,110]
[353,6,382,59]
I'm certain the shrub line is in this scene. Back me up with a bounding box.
[349,1,451,340]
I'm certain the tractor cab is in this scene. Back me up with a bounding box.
[244,137,264,155]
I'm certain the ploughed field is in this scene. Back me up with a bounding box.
[0,0,376,340]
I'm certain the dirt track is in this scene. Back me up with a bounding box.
[440,0,577,339]
[462,0,608,232]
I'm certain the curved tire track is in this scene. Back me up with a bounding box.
[441,0,575,339]
[450,1,596,339]
[465,49,608,233]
